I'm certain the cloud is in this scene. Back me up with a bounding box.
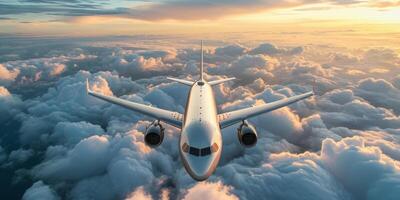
[393,74,400,89]
[0,2,125,16]
[7,148,34,165]
[215,136,400,200]
[215,44,248,58]
[362,48,400,67]
[329,52,360,65]
[321,137,400,200]
[318,95,400,129]
[2,38,400,200]
[0,64,19,86]
[0,0,369,22]
[0,86,23,123]
[369,0,400,8]
[249,43,304,56]
[1,54,91,86]
[33,135,111,181]
[125,186,153,200]
[51,121,105,146]
[209,54,278,84]
[22,181,59,200]
[354,78,400,114]
[182,181,239,200]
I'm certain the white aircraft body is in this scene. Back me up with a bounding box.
[86,42,313,181]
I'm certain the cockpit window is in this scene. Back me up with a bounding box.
[201,147,211,156]
[182,143,219,157]
[189,146,200,156]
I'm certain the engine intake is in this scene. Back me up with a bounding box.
[237,121,257,147]
[144,121,164,147]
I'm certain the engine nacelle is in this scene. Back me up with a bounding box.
[237,121,258,147]
[144,121,164,147]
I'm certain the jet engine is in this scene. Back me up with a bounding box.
[237,121,257,147]
[144,121,164,147]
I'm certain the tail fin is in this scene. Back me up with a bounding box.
[200,40,204,80]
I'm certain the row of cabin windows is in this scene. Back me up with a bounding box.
[182,142,218,156]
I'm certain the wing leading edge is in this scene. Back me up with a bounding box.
[218,91,313,129]
[86,79,183,128]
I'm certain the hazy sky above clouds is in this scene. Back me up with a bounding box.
[0,0,399,43]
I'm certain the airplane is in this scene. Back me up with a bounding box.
[86,41,314,181]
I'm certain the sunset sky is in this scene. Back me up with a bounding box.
[1,0,399,37]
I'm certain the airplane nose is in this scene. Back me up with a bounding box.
[185,156,213,181]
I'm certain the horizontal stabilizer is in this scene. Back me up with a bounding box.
[167,77,194,86]
[208,77,236,86]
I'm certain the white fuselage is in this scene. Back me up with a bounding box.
[179,80,222,181]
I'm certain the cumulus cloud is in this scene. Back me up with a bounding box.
[215,44,248,58]
[2,37,400,200]
[215,136,400,200]
[321,137,400,200]
[182,181,238,200]
[125,186,153,200]
[249,43,304,56]
[33,135,112,181]
[209,54,278,84]
[2,57,68,85]
[0,64,19,86]
[7,148,34,165]
[51,121,104,146]
[0,86,23,123]
[22,181,59,200]
[354,78,400,114]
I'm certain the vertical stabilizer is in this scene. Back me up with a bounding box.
[200,40,204,80]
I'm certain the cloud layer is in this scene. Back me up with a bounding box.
[0,37,399,200]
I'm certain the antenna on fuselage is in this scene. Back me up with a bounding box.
[200,40,204,81]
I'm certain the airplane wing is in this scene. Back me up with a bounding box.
[86,80,183,128]
[218,91,313,129]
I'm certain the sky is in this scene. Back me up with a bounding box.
[0,1,400,200]
[0,0,400,38]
